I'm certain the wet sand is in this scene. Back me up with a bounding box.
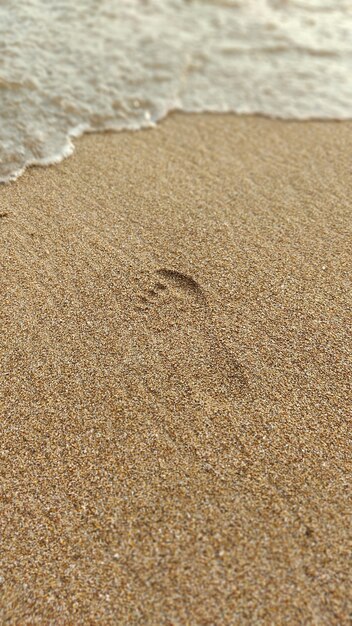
[1,113,351,624]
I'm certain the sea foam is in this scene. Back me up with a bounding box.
[1,0,352,182]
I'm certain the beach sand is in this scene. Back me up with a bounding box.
[1,114,351,624]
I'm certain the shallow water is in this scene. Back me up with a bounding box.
[1,0,351,182]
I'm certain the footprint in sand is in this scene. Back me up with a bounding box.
[135,269,207,312]
[134,268,245,401]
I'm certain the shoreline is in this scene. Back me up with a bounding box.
[1,111,349,186]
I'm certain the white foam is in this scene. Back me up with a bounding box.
[1,0,352,183]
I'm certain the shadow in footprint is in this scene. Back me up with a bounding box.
[133,267,246,403]
[157,269,207,302]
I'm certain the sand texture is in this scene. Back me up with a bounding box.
[1,114,351,624]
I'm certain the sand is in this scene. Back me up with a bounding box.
[0,113,351,624]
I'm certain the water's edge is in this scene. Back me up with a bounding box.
[1,0,351,183]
